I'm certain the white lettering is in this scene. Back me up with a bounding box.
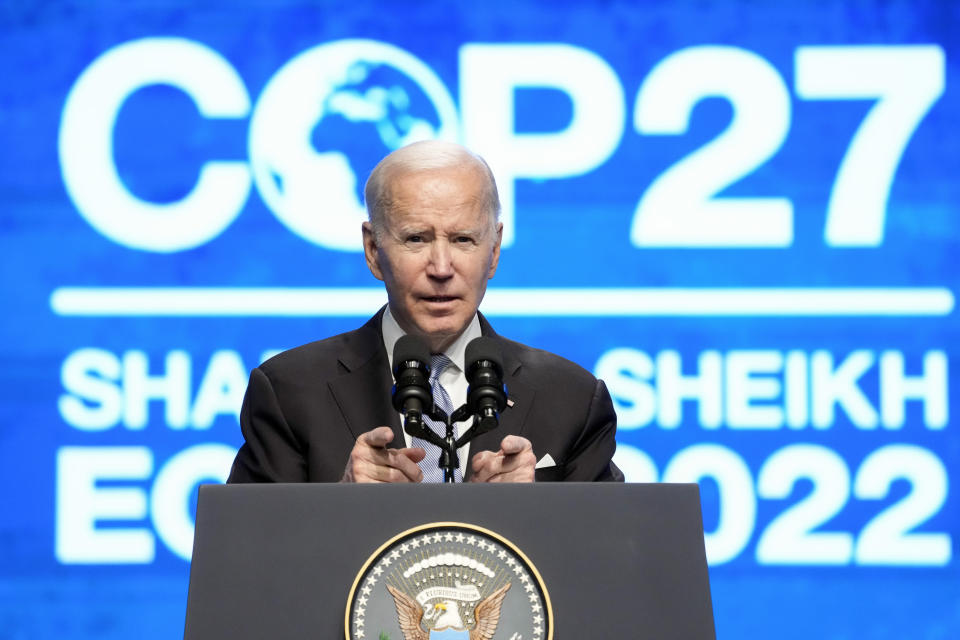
[59,348,123,430]
[796,46,945,247]
[61,348,257,430]
[784,350,809,428]
[58,37,251,252]
[597,347,943,431]
[656,350,723,428]
[190,350,248,428]
[811,350,878,429]
[56,447,154,564]
[631,46,793,247]
[611,444,658,483]
[725,350,784,429]
[662,444,755,565]
[123,350,191,429]
[594,348,656,429]
[460,43,625,247]
[151,443,237,560]
[879,350,947,429]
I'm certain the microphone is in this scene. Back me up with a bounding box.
[463,337,508,436]
[392,335,456,481]
[391,335,433,432]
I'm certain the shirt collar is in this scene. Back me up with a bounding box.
[382,306,481,375]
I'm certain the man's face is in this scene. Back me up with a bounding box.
[363,164,502,352]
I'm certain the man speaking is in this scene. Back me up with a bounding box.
[228,140,622,484]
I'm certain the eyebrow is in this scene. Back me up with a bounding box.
[449,227,485,237]
[393,225,487,237]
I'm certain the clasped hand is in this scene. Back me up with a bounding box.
[340,426,535,483]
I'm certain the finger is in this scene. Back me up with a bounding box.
[498,448,536,482]
[355,454,420,483]
[359,425,396,449]
[358,445,425,482]
[345,428,417,483]
[499,435,532,456]
[472,450,495,467]
[468,450,496,483]
[470,451,494,482]
[472,446,536,483]
[388,447,425,482]
[353,437,395,468]
[400,447,428,463]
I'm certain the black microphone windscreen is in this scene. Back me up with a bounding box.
[393,334,431,372]
[465,336,503,371]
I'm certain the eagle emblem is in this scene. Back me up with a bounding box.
[346,524,551,640]
[386,582,510,640]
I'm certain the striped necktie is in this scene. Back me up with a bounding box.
[414,353,461,482]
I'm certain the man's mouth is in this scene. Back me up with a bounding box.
[422,295,458,303]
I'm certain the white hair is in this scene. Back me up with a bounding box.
[363,140,501,239]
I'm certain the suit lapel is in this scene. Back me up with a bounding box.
[327,309,406,449]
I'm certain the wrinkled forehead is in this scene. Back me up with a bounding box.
[382,164,496,226]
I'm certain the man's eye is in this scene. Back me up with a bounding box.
[455,236,474,244]
[407,235,423,243]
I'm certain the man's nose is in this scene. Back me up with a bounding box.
[426,240,454,278]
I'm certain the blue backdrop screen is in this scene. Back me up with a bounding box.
[1,1,958,638]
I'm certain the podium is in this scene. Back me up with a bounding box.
[184,483,716,639]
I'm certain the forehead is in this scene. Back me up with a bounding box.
[383,165,490,228]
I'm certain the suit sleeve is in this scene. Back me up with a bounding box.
[227,367,309,483]
[560,379,624,482]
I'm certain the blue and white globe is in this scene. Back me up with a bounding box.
[249,40,460,251]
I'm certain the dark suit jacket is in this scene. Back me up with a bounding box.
[228,309,623,483]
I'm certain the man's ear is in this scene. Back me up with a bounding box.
[488,222,503,279]
[362,222,384,281]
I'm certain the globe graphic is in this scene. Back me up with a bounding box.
[309,61,441,205]
[248,40,460,251]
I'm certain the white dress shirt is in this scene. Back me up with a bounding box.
[381,306,482,477]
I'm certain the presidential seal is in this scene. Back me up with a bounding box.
[345,522,552,640]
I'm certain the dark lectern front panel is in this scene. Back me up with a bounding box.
[184,483,715,639]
